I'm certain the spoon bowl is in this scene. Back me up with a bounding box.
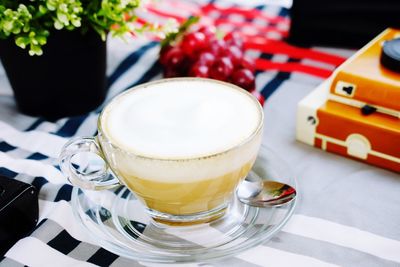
[237,171,297,207]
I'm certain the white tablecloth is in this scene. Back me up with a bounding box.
[0,1,399,266]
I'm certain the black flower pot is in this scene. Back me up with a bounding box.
[0,29,107,121]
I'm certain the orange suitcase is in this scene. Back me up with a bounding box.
[329,28,400,116]
[297,28,400,172]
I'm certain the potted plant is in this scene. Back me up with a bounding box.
[0,0,174,120]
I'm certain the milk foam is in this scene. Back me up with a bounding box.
[101,79,261,159]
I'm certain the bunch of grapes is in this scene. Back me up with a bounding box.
[159,25,256,92]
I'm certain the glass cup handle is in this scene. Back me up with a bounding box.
[59,137,120,190]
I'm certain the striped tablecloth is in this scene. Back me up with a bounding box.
[1,1,400,266]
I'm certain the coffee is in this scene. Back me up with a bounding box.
[98,79,263,217]
[101,79,261,159]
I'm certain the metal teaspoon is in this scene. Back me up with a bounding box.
[237,171,297,208]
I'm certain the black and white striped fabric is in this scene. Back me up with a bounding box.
[1,1,400,266]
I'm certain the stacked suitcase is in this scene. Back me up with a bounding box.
[297,28,400,172]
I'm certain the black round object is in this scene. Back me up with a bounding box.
[380,38,400,73]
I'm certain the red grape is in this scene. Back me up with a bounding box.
[164,68,181,78]
[210,57,234,81]
[181,32,207,55]
[208,39,227,56]
[159,45,172,65]
[164,47,186,69]
[223,45,243,66]
[190,63,209,77]
[159,23,259,102]
[198,52,216,66]
[231,68,255,91]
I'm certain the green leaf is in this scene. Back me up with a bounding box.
[3,21,14,32]
[29,44,43,56]
[160,16,199,48]
[46,2,56,11]
[39,5,47,14]
[23,24,30,32]
[36,36,47,45]
[71,18,81,27]
[0,0,176,56]
[12,27,21,34]
[15,36,28,49]
[57,12,69,25]
[54,19,63,30]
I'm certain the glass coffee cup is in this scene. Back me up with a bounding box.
[59,78,263,224]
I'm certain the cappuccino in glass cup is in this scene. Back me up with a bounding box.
[60,78,263,224]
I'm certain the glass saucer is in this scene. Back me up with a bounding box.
[71,145,297,263]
